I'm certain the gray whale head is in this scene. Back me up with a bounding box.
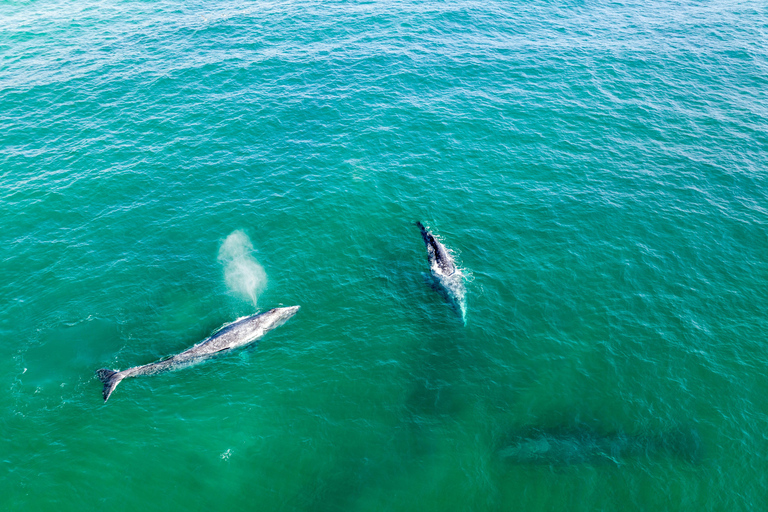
[258,305,301,331]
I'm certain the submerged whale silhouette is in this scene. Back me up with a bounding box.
[96,306,300,402]
[498,425,702,466]
[416,221,466,322]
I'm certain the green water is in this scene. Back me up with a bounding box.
[2,0,767,510]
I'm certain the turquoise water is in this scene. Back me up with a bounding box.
[2,0,767,509]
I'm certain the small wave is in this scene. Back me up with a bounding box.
[218,230,267,308]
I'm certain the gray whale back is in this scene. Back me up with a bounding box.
[96,305,300,402]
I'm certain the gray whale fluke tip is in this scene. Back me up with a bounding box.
[96,368,124,403]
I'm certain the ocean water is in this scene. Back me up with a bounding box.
[2,0,767,510]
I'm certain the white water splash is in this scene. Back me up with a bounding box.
[218,230,267,307]
[440,270,467,325]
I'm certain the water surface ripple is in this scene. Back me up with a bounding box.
[1,0,767,510]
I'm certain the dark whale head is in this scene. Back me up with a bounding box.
[416,221,455,276]
[416,220,428,237]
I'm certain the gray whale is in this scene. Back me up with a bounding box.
[498,425,702,466]
[96,305,300,402]
[416,221,466,322]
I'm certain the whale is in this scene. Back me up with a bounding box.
[416,221,466,322]
[497,425,702,466]
[96,305,300,402]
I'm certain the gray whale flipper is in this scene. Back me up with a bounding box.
[416,222,466,322]
[96,305,300,402]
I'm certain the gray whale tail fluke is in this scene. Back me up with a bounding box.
[96,368,124,403]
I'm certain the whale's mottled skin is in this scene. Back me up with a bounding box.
[96,306,300,402]
[416,222,466,322]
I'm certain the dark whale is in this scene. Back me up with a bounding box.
[416,221,466,322]
[96,306,300,402]
[498,425,702,466]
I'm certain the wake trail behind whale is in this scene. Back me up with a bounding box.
[218,230,267,308]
